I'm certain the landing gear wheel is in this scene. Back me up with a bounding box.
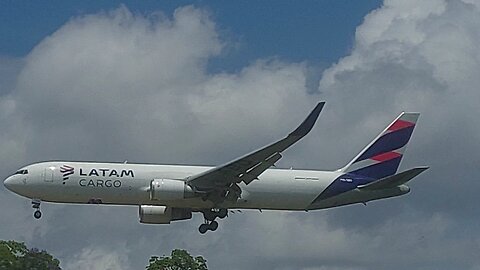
[203,211,216,221]
[199,224,208,234]
[217,209,228,219]
[31,199,41,220]
[209,220,218,231]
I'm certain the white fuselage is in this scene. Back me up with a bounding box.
[4,161,409,211]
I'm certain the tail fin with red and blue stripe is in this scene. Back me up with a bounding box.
[340,112,420,180]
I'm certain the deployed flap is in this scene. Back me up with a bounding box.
[187,102,325,197]
[358,166,428,190]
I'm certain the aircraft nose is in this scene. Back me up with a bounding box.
[4,176,19,192]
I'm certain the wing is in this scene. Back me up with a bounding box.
[187,102,325,204]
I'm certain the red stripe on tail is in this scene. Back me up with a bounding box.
[370,151,402,162]
[388,119,415,132]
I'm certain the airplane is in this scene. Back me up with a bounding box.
[3,102,428,234]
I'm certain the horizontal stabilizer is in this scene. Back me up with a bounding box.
[358,166,428,190]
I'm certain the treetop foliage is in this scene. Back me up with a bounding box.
[146,249,208,270]
[1,240,208,270]
[0,240,61,270]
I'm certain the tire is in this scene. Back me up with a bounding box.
[209,221,218,231]
[34,210,42,219]
[217,209,228,219]
[204,211,216,221]
[199,224,208,234]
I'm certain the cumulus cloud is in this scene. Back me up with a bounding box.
[1,0,480,269]
[319,0,480,210]
[12,5,313,166]
[63,246,130,270]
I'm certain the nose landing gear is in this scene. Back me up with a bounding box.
[198,208,227,234]
[32,199,42,219]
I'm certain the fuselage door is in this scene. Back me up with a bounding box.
[43,166,56,182]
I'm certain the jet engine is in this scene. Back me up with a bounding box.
[138,205,192,224]
[150,179,194,201]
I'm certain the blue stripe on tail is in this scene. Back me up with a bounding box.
[317,152,404,201]
[315,173,374,201]
[350,156,403,179]
[355,126,415,162]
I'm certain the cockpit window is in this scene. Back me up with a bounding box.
[14,169,28,175]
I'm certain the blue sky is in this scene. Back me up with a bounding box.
[1,0,381,69]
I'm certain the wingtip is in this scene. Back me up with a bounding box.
[317,101,326,110]
[289,101,325,137]
[409,166,429,177]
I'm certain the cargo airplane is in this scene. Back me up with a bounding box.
[3,102,428,233]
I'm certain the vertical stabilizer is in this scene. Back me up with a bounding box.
[340,112,420,180]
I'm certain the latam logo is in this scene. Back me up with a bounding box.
[60,165,74,181]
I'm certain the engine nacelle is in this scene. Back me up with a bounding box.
[150,179,194,201]
[138,205,192,224]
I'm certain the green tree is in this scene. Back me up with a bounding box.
[146,249,207,270]
[0,240,61,270]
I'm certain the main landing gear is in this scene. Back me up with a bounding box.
[32,199,42,219]
[198,208,228,234]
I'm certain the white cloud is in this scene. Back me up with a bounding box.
[11,5,313,166]
[314,0,480,267]
[63,246,130,270]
